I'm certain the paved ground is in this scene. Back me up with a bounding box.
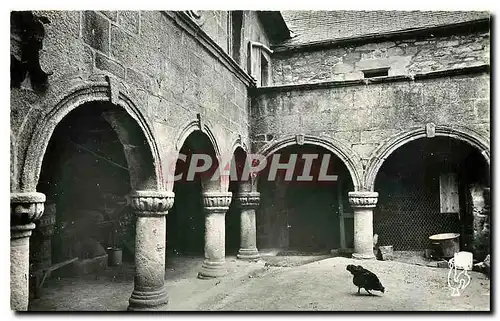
[29,255,490,312]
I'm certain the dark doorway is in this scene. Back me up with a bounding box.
[374,137,490,251]
[256,144,353,252]
[167,131,219,257]
[35,103,134,265]
[225,147,247,255]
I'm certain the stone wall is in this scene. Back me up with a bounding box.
[251,72,490,162]
[272,30,489,85]
[194,11,230,54]
[10,10,266,191]
[241,11,272,85]
[189,10,272,77]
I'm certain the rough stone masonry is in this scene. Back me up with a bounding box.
[10,10,490,311]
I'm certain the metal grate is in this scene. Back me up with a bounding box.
[374,187,461,251]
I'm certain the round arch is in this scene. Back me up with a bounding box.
[11,131,18,192]
[256,134,364,191]
[228,134,249,157]
[170,119,224,192]
[20,79,163,192]
[174,119,222,158]
[364,125,490,191]
[227,134,249,176]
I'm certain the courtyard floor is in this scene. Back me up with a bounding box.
[28,254,490,312]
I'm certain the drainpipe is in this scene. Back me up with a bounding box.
[248,41,273,77]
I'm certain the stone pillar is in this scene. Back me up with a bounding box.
[31,203,56,269]
[470,185,490,261]
[483,187,490,227]
[11,192,46,311]
[236,191,260,260]
[348,191,378,260]
[29,202,56,299]
[128,190,174,311]
[198,191,232,279]
[470,185,486,233]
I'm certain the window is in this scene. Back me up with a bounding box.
[230,11,243,64]
[261,53,269,86]
[362,67,389,78]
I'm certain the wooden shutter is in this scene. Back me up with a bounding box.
[439,173,460,213]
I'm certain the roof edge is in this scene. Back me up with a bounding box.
[273,17,490,53]
[256,11,291,44]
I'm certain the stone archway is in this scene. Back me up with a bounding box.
[226,146,248,255]
[11,80,173,311]
[364,125,490,192]
[11,131,18,191]
[255,135,361,253]
[223,136,261,260]
[20,80,163,193]
[257,134,364,192]
[33,102,152,276]
[367,127,490,257]
[168,123,231,279]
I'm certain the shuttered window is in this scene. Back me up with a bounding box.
[439,172,460,213]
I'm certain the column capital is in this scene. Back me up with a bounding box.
[11,192,46,227]
[202,191,232,213]
[348,191,378,209]
[130,190,175,217]
[236,192,260,209]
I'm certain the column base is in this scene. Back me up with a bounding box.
[127,286,169,311]
[237,248,260,260]
[352,252,376,260]
[198,260,227,279]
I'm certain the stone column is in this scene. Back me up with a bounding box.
[31,203,56,269]
[29,202,56,299]
[470,185,486,233]
[128,190,174,311]
[348,191,378,260]
[236,191,260,260]
[11,192,46,311]
[198,191,232,279]
[470,185,490,261]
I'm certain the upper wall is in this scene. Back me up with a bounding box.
[191,11,230,53]
[272,29,490,86]
[191,11,272,75]
[251,72,490,162]
[242,11,273,85]
[10,10,270,191]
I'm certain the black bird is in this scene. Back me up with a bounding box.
[346,264,385,295]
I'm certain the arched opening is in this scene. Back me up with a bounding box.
[374,136,490,253]
[225,147,248,255]
[256,144,354,253]
[30,101,156,302]
[167,130,220,260]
